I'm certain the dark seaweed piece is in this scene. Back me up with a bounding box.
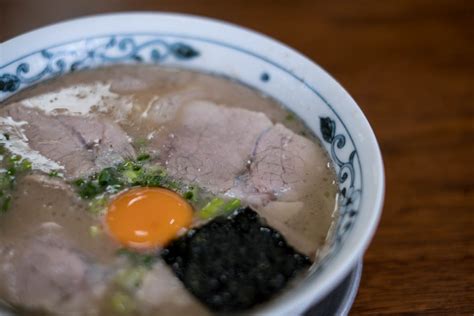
[320,116,336,143]
[161,207,311,312]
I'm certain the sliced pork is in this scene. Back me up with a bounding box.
[153,101,273,194]
[1,104,135,179]
[0,228,107,316]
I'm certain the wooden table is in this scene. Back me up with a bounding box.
[2,1,473,314]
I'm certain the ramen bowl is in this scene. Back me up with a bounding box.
[0,12,384,315]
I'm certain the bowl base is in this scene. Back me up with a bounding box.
[305,259,363,316]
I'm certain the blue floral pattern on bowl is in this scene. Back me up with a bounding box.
[0,37,199,93]
[0,34,361,256]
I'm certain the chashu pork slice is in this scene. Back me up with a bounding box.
[0,229,108,316]
[1,104,135,179]
[152,100,273,194]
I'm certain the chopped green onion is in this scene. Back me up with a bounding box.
[133,138,148,150]
[48,170,60,177]
[89,225,101,237]
[122,169,139,184]
[72,154,207,213]
[198,197,242,219]
[0,151,32,213]
[98,167,121,186]
[199,197,226,219]
[183,186,199,202]
[0,174,12,190]
[115,266,147,291]
[222,198,241,213]
[137,153,151,161]
[9,155,21,162]
[110,291,135,314]
[76,181,101,199]
[116,248,157,268]
[89,196,108,214]
[19,159,32,171]
[0,195,11,214]
[183,191,193,200]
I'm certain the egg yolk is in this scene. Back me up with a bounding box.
[106,187,193,249]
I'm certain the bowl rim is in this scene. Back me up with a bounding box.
[1,12,385,315]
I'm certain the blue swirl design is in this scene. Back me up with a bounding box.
[0,33,362,254]
[0,37,199,93]
[320,117,360,245]
[0,74,20,92]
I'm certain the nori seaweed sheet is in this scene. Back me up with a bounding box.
[161,207,311,312]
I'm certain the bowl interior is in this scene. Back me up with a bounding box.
[0,12,384,315]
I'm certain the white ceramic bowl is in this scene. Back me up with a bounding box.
[0,12,384,315]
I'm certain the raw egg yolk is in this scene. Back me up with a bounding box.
[106,187,193,249]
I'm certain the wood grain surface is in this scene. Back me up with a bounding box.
[1,1,473,314]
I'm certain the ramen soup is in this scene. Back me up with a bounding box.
[0,65,338,315]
